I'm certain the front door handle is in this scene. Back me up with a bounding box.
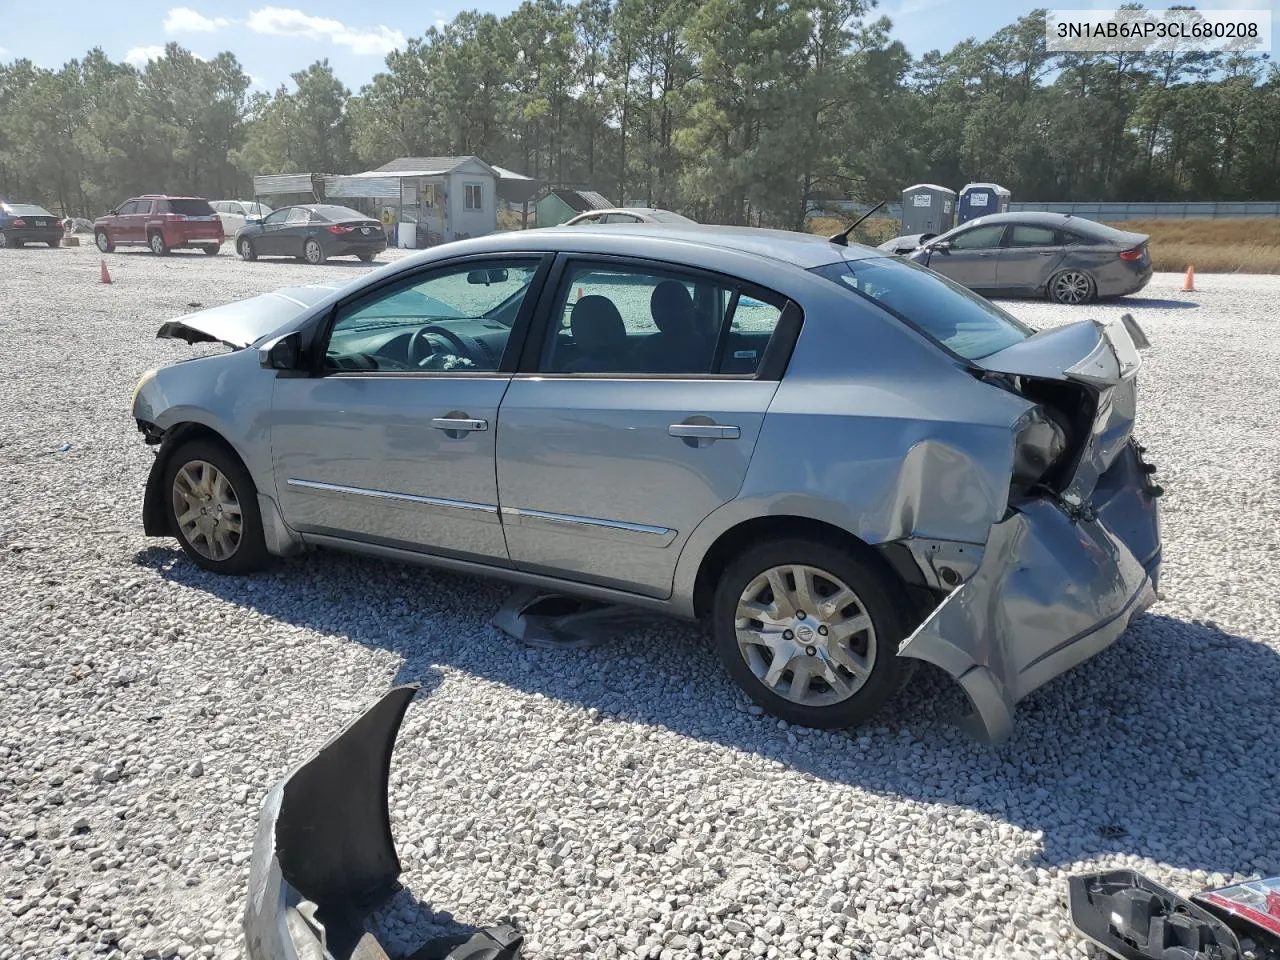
[669,423,740,440]
[432,416,488,434]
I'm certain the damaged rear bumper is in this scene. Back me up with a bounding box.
[899,440,1162,742]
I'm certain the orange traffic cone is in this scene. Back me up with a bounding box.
[100,260,112,284]
[1182,265,1195,292]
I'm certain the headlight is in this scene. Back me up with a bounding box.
[1012,406,1068,486]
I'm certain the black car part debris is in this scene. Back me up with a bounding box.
[490,585,655,650]
[1070,869,1280,960]
[243,684,524,960]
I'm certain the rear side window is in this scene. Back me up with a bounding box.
[1006,225,1058,247]
[286,207,311,224]
[812,256,1032,361]
[163,199,216,217]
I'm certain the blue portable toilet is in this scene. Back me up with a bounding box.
[957,183,1011,224]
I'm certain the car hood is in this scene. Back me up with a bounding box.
[156,283,347,348]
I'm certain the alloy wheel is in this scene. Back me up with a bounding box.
[304,240,323,264]
[1051,270,1092,304]
[95,232,110,252]
[734,564,877,707]
[171,459,243,562]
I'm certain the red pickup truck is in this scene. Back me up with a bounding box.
[94,196,225,256]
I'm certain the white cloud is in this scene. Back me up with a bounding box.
[125,46,167,68]
[247,6,405,55]
[0,47,9,59]
[164,7,233,33]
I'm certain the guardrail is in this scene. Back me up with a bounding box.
[807,200,1280,221]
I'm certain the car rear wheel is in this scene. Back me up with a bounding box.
[358,252,376,263]
[47,238,61,248]
[201,244,220,256]
[712,539,910,730]
[1049,269,1095,305]
[0,232,9,248]
[163,439,272,575]
[238,238,257,261]
[303,239,326,265]
[95,231,114,253]
[149,232,169,256]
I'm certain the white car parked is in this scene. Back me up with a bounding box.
[211,200,274,237]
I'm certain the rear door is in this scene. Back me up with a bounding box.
[995,223,1066,293]
[923,223,1006,290]
[130,199,155,244]
[495,256,798,597]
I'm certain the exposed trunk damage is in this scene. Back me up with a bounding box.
[899,314,1162,741]
[244,685,524,960]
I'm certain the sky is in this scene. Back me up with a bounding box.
[0,0,1276,93]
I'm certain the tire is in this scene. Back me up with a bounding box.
[303,238,325,265]
[48,238,61,248]
[201,244,220,256]
[149,231,169,256]
[95,231,114,253]
[358,253,376,263]
[712,538,911,730]
[0,232,9,248]
[162,438,272,575]
[1048,268,1095,305]
[237,238,257,261]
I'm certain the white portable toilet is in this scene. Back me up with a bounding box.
[900,184,957,235]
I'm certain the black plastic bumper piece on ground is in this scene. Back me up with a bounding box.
[490,586,654,650]
[1068,870,1241,960]
[244,684,526,960]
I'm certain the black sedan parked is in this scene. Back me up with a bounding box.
[880,212,1153,304]
[0,202,63,248]
[234,204,386,265]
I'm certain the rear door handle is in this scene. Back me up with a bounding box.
[669,423,740,440]
[432,417,488,433]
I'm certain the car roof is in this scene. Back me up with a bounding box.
[436,223,884,270]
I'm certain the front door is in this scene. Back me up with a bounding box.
[270,255,549,562]
[118,200,146,244]
[995,223,1067,293]
[496,257,794,597]
[256,207,297,256]
[924,223,1007,290]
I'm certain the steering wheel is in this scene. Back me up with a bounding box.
[407,324,480,367]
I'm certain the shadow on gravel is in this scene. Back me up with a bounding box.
[136,545,1280,880]
[1112,296,1200,310]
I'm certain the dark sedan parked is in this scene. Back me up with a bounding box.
[883,212,1153,304]
[0,202,63,248]
[235,204,386,265]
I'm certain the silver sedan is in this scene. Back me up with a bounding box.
[883,212,1154,304]
[131,224,1163,740]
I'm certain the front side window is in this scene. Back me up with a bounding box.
[811,256,1032,361]
[539,262,785,376]
[263,208,291,225]
[324,259,542,374]
[947,224,1006,250]
[465,184,483,211]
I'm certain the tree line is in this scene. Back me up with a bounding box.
[1,2,1277,228]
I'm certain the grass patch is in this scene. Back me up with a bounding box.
[806,216,900,246]
[1105,219,1280,274]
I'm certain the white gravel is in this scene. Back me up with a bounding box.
[1,243,1278,960]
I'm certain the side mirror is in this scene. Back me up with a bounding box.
[930,239,952,252]
[259,331,303,371]
[467,268,508,285]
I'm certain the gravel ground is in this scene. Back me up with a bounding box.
[2,242,1279,960]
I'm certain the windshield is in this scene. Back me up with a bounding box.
[811,256,1033,361]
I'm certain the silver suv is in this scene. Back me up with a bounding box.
[131,225,1162,740]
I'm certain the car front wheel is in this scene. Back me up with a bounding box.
[163,439,272,575]
[712,539,910,730]
[238,238,257,261]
